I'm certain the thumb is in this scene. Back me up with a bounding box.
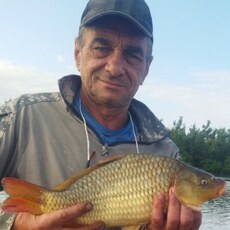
[37,202,93,228]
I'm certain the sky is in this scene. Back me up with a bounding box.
[0,0,230,130]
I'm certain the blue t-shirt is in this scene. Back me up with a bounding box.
[74,93,138,145]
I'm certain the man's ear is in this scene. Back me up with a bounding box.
[140,55,153,85]
[74,37,81,71]
[146,54,153,75]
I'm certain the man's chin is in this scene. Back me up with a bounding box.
[98,97,128,108]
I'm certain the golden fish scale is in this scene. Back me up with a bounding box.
[41,155,181,226]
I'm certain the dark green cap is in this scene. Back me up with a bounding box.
[80,0,153,39]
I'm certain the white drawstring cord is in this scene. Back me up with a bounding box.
[79,98,140,166]
[128,111,140,154]
[79,99,91,163]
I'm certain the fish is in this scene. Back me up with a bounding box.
[1,154,226,228]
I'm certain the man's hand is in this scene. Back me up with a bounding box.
[13,202,105,230]
[148,188,202,230]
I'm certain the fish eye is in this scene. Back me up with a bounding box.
[201,179,208,185]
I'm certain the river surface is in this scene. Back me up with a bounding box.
[0,181,229,229]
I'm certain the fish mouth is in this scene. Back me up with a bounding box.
[216,181,227,196]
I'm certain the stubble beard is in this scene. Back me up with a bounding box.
[91,91,129,109]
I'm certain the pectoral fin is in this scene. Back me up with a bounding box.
[122,225,145,230]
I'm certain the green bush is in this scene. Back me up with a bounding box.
[171,117,230,177]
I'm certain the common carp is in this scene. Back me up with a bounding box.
[1,154,226,228]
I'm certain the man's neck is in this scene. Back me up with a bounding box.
[80,92,129,130]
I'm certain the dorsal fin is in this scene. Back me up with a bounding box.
[54,154,125,191]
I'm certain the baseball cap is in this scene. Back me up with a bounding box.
[80,0,153,39]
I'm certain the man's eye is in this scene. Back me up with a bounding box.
[96,47,107,51]
[125,52,143,62]
[95,47,109,53]
[93,47,109,57]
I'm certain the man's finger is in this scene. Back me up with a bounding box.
[36,202,105,229]
[179,205,194,230]
[148,193,166,229]
[46,202,93,226]
[165,188,180,230]
[192,210,202,230]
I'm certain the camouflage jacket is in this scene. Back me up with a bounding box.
[0,74,179,229]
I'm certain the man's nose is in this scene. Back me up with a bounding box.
[105,51,125,77]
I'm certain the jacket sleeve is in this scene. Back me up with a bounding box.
[0,100,18,188]
[0,209,16,230]
[0,101,18,229]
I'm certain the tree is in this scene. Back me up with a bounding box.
[171,117,230,177]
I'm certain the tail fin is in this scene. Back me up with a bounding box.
[1,177,48,214]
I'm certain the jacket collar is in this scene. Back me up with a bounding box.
[58,75,170,143]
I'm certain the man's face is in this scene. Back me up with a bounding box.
[75,22,153,109]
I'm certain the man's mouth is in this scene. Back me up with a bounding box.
[99,79,125,88]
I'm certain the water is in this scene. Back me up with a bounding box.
[0,182,229,229]
[200,180,230,230]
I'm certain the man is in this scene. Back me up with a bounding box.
[0,0,202,229]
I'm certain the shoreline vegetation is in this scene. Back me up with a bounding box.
[171,117,230,178]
